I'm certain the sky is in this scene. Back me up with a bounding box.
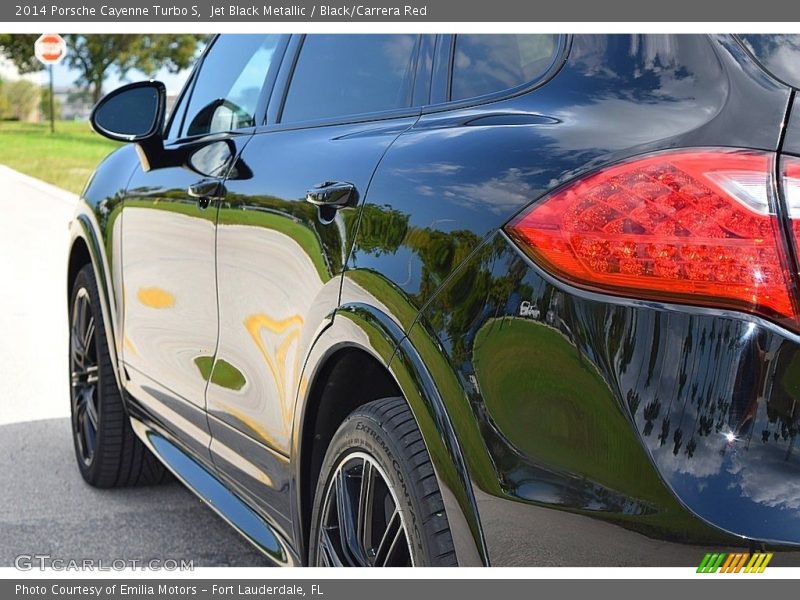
[46,61,192,94]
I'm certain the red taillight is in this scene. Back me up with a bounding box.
[784,157,800,271]
[505,149,799,328]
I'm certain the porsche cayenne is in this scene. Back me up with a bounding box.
[68,33,800,566]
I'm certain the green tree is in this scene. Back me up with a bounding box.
[0,34,39,73]
[0,80,9,119]
[65,34,206,103]
[2,79,39,121]
[0,34,207,103]
[40,85,62,121]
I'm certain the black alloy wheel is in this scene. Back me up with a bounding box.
[316,451,414,566]
[70,286,99,466]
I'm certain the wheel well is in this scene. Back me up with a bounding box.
[299,347,402,561]
[68,237,91,298]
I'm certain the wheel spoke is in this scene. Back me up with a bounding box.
[79,405,95,455]
[82,316,95,355]
[77,293,88,344]
[319,452,414,567]
[318,527,344,567]
[74,387,86,410]
[357,458,375,561]
[84,389,99,430]
[71,334,86,370]
[374,508,403,566]
[334,469,363,565]
[71,295,91,368]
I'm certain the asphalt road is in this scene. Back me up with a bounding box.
[0,166,266,567]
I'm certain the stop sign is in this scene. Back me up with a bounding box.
[34,34,66,65]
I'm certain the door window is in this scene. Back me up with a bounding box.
[179,34,282,138]
[281,34,419,124]
[450,34,559,101]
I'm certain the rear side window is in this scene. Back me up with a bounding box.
[450,34,559,101]
[281,34,418,124]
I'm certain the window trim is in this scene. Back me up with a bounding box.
[162,35,217,144]
[412,34,436,107]
[164,33,290,146]
[265,33,424,132]
[423,34,572,115]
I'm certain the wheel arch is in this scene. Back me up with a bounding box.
[291,303,488,566]
[67,236,91,301]
[68,213,124,392]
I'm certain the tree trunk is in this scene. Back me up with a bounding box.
[91,78,103,104]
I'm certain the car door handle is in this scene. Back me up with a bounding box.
[305,181,357,209]
[188,179,225,209]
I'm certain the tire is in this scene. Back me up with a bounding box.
[69,264,169,487]
[309,397,458,567]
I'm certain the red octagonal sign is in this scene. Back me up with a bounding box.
[34,33,66,65]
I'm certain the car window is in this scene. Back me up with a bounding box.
[180,34,281,138]
[281,34,418,124]
[450,34,559,101]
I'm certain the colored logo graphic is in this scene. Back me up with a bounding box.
[697,552,773,573]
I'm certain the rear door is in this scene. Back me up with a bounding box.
[207,34,426,525]
[121,34,286,462]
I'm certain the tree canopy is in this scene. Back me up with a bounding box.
[0,34,207,103]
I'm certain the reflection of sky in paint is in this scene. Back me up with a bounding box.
[661,442,800,542]
[647,395,800,542]
[621,313,800,521]
[728,444,800,511]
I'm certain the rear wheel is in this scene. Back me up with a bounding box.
[309,397,458,566]
[69,264,169,487]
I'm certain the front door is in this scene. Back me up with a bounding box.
[121,34,285,462]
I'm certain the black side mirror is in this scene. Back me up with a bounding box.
[90,81,167,171]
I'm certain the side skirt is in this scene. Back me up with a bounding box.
[128,414,299,566]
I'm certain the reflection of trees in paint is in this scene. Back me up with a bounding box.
[194,356,246,391]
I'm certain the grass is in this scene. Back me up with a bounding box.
[0,120,121,195]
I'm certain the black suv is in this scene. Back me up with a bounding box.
[69,34,800,566]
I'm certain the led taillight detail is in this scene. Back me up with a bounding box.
[784,157,800,270]
[505,150,799,326]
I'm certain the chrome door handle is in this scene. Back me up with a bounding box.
[188,179,225,209]
[305,181,357,209]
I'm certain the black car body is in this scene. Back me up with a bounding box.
[68,33,800,566]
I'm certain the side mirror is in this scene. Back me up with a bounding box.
[90,81,167,171]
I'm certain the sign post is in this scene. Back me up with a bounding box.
[33,34,67,134]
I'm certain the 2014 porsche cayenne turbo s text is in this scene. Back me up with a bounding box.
[68,34,800,566]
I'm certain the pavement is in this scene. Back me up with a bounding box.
[0,165,266,567]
